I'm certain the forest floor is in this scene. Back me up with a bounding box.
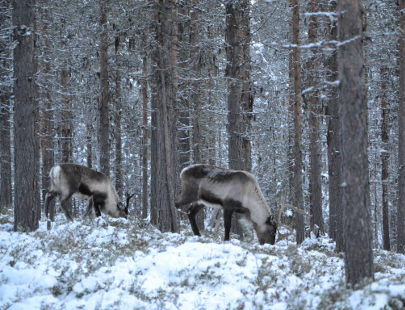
[0,208,405,310]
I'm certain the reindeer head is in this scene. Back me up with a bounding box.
[117,202,129,218]
[116,192,134,218]
[256,215,278,245]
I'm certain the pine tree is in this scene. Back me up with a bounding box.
[13,0,40,232]
[98,0,110,176]
[338,0,374,286]
[397,0,405,254]
[290,0,304,244]
[150,0,179,233]
[307,0,324,236]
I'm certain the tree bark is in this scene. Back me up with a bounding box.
[326,0,344,251]
[59,65,72,216]
[177,3,191,170]
[191,16,202,166]
[225,0,253,239]
[189,3,205,231]
[39,19,54,213]
[225,0,242,171]
[380,66,390,251]
[288,50,295,206]
[291,0,305,244]
[225,0,252,172]
[397,0,405,254]
[239,1,253,173]
[0,0,12,210]
[113,32,123,200]
[114,67,123,199]
[60,66,72,163]
[86,120,93,168]
[0,92,12,210]
[326,0,343,249]
[307,0,324,236]
[141,46,149,220]
[13,0,40,231]
[98,0,110,176]
[150,0,179,233]
[338,0,374,286]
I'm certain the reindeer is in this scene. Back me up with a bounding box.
[175,164,278,245]
[44,164,129,225]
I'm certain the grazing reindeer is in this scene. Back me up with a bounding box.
[175,164,278,245]
[44,164,128,224]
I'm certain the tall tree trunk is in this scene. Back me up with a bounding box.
[86,120,93,168]
[0,0,12,210]
[225,0,252,239]
[288,52,295,206]
[363,12,372,252]
[13,0,40,231]
[0,90,12,210]
[380,66,391,251]
[189,3,205,231]
[114,68,123,199]
[150,0,179,233]
[206,25,219,167]
[150,82,158,226]
[32,6,40,221]
[59,65,72,217]
[397,0,405,254]
[60,66,72,163]
[39,20,54,209]
[225,0,252,171]
[98,0,110,176]
[41,100,54,218]
[85,79,93,169]
[240,1,253,173]
[326,0,343,250]
[225,0,243,240]
[373,160,379,247]
[338,0,374,286]
[177,3,191,170]
[307,0,324,236]
[190,2,204,226]
[191,42,202,166]
[141,47,149,219]
[113,33,123,200]
[291,0,305,244]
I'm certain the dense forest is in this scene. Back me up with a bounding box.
[1,0,405,301]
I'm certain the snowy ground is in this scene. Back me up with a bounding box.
[1,210,405,310]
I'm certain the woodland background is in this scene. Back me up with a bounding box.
[1,0,405,289]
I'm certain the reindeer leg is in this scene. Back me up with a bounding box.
[223,205,234,241]
[93,193,102,217]
[188,203,204,236]
[94,203,102,217]
[44,191,57,220]
[44,191,57,230]
[50,199,55,220]
[60,194,74,221]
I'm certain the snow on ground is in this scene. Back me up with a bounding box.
[1,210,405,310]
